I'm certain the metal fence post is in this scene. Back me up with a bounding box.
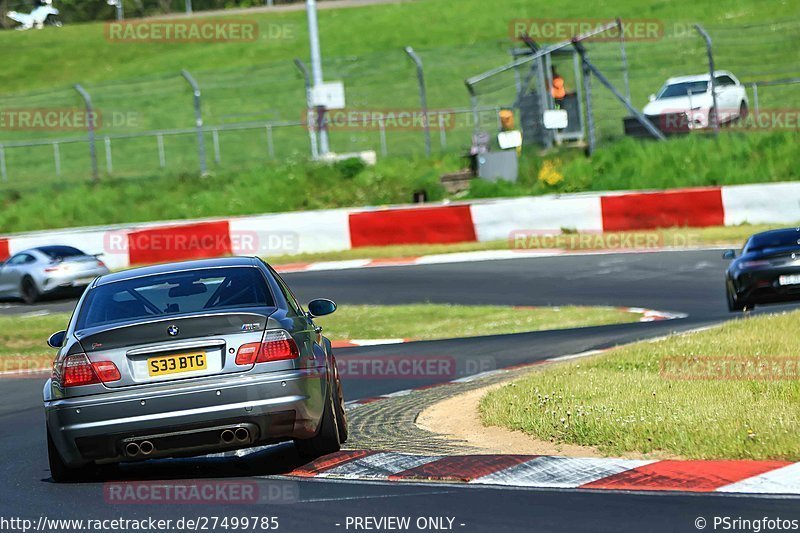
[404,46,431,156]
[378,117,388,156]
[294,58,319,159]
[185,0,192,14]
[265,125,275,158]
[74,84,99,184]
[465,83,480,132]
[104,136,113,174]
[617,17,631,103]
[439,115,447,150]
[157,134,166,168]
[212,128,221,164]
[751,83,759,117]
[181,69,208,175]
[53,143,61,177]
[581,56,596,156]
[0,145,6,182]
[694,24,719,136]
[111,0,124,20]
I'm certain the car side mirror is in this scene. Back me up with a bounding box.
[722,250,736,260]
[47,330,66,349]
[648,94,656,102]
[307,298,337,317]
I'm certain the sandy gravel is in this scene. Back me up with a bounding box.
[416,382,681,459]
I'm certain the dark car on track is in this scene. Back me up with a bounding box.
[724,227,800,311]
[43,256,347,482]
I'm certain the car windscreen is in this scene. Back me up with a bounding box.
[38,245,85,260]
[75,267,274,330]
[658,81,708,98]
[744,231,800,254]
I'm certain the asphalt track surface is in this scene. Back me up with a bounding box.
[1,249,798,533]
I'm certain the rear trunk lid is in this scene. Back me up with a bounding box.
[75,311,274,388]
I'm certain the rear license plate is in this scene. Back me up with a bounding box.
[148,352,207,376]
[779,274,800,286]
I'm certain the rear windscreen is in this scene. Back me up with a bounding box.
[75,267,274,330]
[745,231,800,253]
[38,245,85,260]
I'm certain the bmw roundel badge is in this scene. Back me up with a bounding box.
[167,325,179,337]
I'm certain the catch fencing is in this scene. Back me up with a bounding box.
[0,18,798,189]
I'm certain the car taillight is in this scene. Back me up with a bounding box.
[96,260,106,268]
[57,354,120,387]
[235,343,261,365]
[92,360,121,382]
[235,330,299,366]
[741,260,771,268]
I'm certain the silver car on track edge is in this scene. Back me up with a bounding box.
[43,256,347,482]
[0,245,110,304]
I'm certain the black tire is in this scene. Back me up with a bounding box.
[47,429,90,483]
[333,372,348,444]
[726,283,744,312]
[21,277,39,305]
[739,101,748,121]
[294,381,341,458]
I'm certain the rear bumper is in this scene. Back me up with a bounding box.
[45,367,327,467]
[734,266,800,303]
[40,268,107,294]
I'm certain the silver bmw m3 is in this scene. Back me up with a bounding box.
[43,256,347,482]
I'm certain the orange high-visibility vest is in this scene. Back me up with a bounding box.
[551,76,566,99]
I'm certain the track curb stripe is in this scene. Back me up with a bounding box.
[287,452,800,494]
[581,460,792,492]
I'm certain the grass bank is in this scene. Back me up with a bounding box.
[2,134,799,235]
[0,304,640,372]
[480,311,800,460]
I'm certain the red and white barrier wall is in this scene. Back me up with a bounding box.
[1,181,798,269]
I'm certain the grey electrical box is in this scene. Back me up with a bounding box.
[477,151,518,182]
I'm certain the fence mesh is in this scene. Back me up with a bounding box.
[0,19,798,189]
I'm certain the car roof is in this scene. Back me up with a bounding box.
[748,227,800,242]
[95,256,261,286]
[665,70,734,84]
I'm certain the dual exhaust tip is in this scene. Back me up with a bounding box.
[221,427,250,445]
[125,440,154,457]
[124,427,250,457]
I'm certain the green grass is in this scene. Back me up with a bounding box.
[0,0,798,219]
[480,311,800,460]
[0,304,639,372]
[314,304,640,340]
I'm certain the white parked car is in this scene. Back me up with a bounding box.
[643,71,748,130]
